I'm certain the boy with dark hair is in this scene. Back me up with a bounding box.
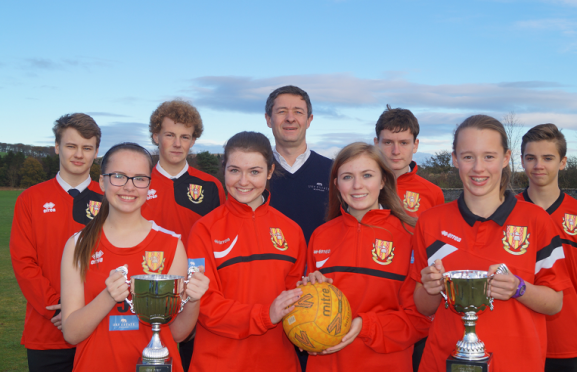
[141,99,225,371]
[515,123,577,372]
[373,105,443,371]
[10,113,103,372]
[373,104,444,217]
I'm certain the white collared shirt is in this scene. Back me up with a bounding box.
[273,146,311,174]
[156,162,188,180]
[56,172,92,193]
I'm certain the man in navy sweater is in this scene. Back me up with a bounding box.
[265,85,332,243]
[265,85,332,371]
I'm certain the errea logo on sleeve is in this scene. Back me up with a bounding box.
[147,189,158,200]
[43,202,56,213]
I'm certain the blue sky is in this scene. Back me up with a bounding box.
[1,0,576,162]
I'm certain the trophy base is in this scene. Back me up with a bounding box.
[136,357,173,372]
[446,353,493,372]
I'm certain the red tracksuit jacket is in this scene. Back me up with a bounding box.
[10,178,102,350]
[141,164,225,245]
[187,191,306,372]
[306,207,431,372]
[517,190,577,359]
[396,161,444,217]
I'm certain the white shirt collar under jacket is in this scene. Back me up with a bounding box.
[56,172,92,193]
[156,162,188,180]
[273,146,311,174]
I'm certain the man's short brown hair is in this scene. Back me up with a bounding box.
[53,113,101,148]
[149,100,203,145]
[521,123,567,158]
[375,104,420,141]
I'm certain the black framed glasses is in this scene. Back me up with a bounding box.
[102,173,151,188]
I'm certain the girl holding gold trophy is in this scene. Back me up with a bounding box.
[412,115,571,372]
[60,143,209,371]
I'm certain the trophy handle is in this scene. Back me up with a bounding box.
[115,266,135,314]
[180,266,198,313]
[440,289,448,308]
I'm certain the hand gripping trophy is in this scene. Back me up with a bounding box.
[116,265,197,372]
[440,264,508,372]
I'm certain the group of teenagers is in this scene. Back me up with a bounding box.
[9,85,577,372]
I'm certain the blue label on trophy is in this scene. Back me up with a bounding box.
[188,258,205,270]
[109,315,139,331]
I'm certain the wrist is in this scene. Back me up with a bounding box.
[512,275,526,299]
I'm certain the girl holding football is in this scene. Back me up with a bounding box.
[304,142,431,371]
[61,142,209,372]
[413,115,571,372]
[186,131,307,372]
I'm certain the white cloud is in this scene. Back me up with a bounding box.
[187,74,577,118]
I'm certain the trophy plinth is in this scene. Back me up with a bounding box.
[116,266,196,372]
[447,353,493,372]
[441,270,494,372]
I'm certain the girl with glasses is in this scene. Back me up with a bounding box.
[60,142,209,371]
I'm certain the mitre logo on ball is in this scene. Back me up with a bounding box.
[282,282,352,352]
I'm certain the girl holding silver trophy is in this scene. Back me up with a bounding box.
[60,142,209,372]
[412,115,572,372]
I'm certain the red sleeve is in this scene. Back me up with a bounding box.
[410,219,428,283]
[216,181,225,206]
[435,187,445,206]
[306,230,318,276]
[187,221,276,339]
[357,277,431,353]
[533,214,571,292]
[285,226,307,289]
[10,193,60,319]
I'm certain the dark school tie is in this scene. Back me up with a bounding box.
[68,188,80,197]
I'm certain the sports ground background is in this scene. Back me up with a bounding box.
[2,189,28,371]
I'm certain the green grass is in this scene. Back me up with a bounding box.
[0,190,27,371]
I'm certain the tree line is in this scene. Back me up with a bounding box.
[4,145,577,191]
[417,150,577,189]
[0,150,223,189]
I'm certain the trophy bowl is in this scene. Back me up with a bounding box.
[442,270,494,361]
[116,266,196,370]
[130,274,185,325]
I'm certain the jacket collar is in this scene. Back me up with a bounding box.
[226,189,271,218]
[397,161,417,181]
[522,188,565,215]
[458,190,517,227]
[340,205,392,227]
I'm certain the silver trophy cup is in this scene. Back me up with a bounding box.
[441,270,494,361]
[116,266,197,370]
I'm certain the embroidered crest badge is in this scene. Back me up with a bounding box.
[187,184,204,204]
[270,228,289,251]
[86,200,102,219]
[403,191,420,212]
[563,214,577,236]
[372,239,394,265]
[142,251,165,274]
[502,225,530,255]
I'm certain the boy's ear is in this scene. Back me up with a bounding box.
[560,156,568,171]
[412,138,419,154]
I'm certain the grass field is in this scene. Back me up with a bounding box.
[0,190,27,371]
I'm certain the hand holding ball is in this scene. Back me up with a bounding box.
[282,282,352,352]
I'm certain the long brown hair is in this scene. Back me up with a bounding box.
[452,115,511,199]
[74,142,153,281]
[327,142,416,230]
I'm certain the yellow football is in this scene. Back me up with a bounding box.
[282,282,352,352]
